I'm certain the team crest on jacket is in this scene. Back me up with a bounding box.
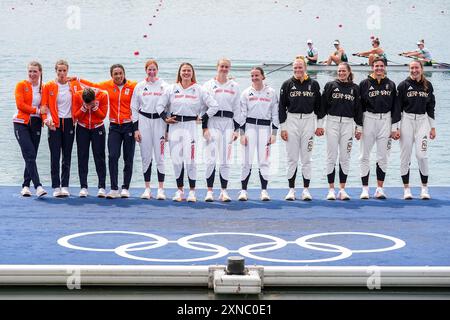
[25,87,29,92]
[385,84,389,90]
[125,88,130,95]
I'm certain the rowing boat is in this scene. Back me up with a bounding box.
[195,62,450,73]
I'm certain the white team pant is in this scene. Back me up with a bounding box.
[168,121,197,182]
[138,115,166,180]
[204,117,235,184]
[285,112,316,184]
[400,112,430,179]
[359,111,392,181]
[241,123,272,183]
[326,116,354,183]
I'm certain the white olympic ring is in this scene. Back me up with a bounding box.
[57,231,406,264]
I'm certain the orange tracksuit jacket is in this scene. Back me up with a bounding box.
[79,79,137,124]
[73,89,109,129]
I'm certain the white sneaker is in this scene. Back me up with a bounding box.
[36,186,47,198]
[374,187,386,199]
[403,188,413,200]
[97,188,106,198]
[360,187,369,200]
[219,189,231,202]
[106,190,120,199]
[238,190,248,201]
[187,190,197,202]
[261,190,270,201]
[172,189,184,202]
[79,188,88,198]
[204,190,214,202]
[21,186,32,197]
[420,187,431,200]
[61,187,70,197]
[285,188,296,201]
[156,188,166,200]
[338,189,350,201]
[326,189,336,201]
[141,188,151,200]
[302,188,312,201]
[120,189,130,198]
[53,187,63,198]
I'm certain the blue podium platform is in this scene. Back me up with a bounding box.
[0,186,449,287]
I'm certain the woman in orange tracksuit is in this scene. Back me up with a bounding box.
[14,61,48,198]
[73,88,109,198]
[42,60,82,198]
[76,64,137,199]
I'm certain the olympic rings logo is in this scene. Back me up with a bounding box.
[57,231,406,264]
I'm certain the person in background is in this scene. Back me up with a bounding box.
[305,39,319,65]
[324,40,348,65]
[13,61,48,198]
[354,37,387,66]
[400,40,433,66]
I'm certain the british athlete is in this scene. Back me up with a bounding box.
[131,59,168,200]
[202,58,242,202]
[157,62,219,202]
[238,67,279,201]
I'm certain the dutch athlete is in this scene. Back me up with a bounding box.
[131,59,168,200]
[76,65,138,199]
[279,57,321,201]
[73,88,109,198]
[238,67,279,201]
[42,60,82,198]
[318,63,363,200]
[202,58,242,202]
[397,60,436,200]
[156,62,219,202]
[358,57,401,200]
[13,61,48,198]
